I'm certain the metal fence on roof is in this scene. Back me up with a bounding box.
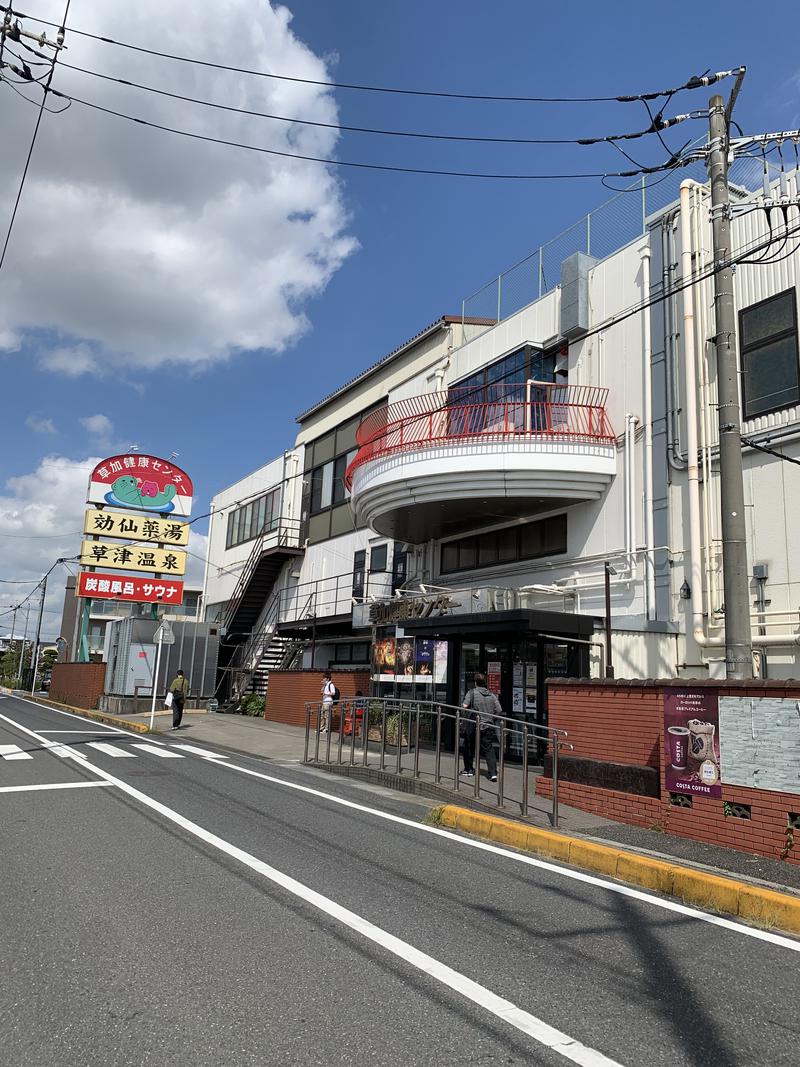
[460,155,776,342]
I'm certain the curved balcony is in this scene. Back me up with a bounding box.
[345,386,616,542]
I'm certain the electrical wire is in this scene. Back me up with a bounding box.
[0,11,742,105]
[0,0,68,273]
[53,60,701,147]
[0,70,71,109]
[43,85,688,181]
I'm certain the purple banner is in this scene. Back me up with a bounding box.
[664,690,721,798]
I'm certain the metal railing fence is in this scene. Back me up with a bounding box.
[304,696,571,828]
[459,155,779,345]
[221,517,302,632]
[346,385,613,489]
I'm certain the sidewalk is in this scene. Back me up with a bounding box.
[107,707,800,895]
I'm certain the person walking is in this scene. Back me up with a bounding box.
[320,670,336,733]
[169,669,189,730]
[461,672,501,781]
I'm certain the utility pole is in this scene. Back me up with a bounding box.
[29,573,48,695]
[707,92,752,678]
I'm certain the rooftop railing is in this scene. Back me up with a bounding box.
[346,384,614,490]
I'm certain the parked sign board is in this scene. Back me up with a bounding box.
[79,540,187,576]
[87,454,194,517]
[77,572,184,604]
[83,508,189,545]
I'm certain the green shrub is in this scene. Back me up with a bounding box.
[240,694,265,716]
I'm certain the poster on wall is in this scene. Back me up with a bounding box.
[433,640,448,685]
[415,638,433,682]
[664,690,722,798]
[395,637,416,677]
[487,661,501,696]
[513,663,524,687]
[375,636,396,680]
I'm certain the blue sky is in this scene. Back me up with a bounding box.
[1,0,799,633]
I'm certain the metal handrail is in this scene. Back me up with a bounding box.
[345,386,614,490]
[222,517,302,631]
[303,696,571,828]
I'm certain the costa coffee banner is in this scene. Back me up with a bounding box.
[79,540,187,576]
[664,689,722,798]
[83,508,189,546]
[87,454,194,517]
[77,572,184,605]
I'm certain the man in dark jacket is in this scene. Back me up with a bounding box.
[461,672,501,781]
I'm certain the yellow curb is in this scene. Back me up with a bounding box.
[439,805,800,935]
[30,696,150,734]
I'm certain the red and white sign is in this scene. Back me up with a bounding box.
[87,454,194,517]
[77,571,184,605]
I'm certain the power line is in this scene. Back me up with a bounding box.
[0,0,67,273]
[0,11,743,105]
[52,60,701,147]
[41,86,688,181]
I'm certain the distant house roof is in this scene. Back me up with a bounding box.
[295,315,495,423]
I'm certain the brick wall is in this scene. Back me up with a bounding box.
[49,662,106,709]
[265,670,370,728]
[537,679,800,866]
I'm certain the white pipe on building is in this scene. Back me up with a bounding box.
[641,246,656,620]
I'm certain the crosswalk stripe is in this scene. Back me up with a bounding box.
[170,744,228,759]
[51,745,82,759]
[86,742,136,758]
[131,744,184,758]
[0,744,33,761]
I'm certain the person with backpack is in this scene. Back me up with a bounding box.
[320,671,338,733]
[461,672,501,781]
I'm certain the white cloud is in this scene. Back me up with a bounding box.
[80,414,114,437]
[26,415,58,434]
[0,456,98,637]
[0,1,356,374]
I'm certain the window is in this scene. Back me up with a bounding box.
[352,550,366,599]
[440,515,567,574]
[740,289,799,419]
[370,544,388,572]
[225,488,280,549]
[309,447,358,515]
[333,642,371,664]
[391,545,408,593]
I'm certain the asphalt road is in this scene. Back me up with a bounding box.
[2,693,799,1066]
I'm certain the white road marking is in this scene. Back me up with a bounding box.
[195,753,800,954]
[0,708,622,1065]
[38,729,126,734]
[86,742,136,758]
[132,744,184,758]
[8,697,800,955]
[15,704,126,731]
[169,743,228,760]
[50,745,83,759]
[0,744,33,760]
[0,781,112,794]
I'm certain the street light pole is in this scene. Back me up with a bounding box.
[30,573,47,696]
[707,92,752,679]
[604,562,615,679]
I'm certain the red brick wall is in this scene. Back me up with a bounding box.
[265,670,370,728]
[49,662,106,709]
[538,680,800,866]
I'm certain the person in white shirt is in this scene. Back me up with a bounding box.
[320,671,335,732]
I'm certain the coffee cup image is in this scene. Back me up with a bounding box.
[667,725,690,770]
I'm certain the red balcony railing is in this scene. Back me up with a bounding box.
[345,384,615,491]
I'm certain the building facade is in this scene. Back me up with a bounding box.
[203,168,800,740]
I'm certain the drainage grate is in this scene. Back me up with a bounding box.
[669,792,693,808]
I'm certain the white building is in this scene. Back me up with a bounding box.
[203,162,800,724]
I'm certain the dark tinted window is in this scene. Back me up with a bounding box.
[741,290,799,419]
[440,516,566,575]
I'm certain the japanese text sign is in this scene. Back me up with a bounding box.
[79,540,187,576]
[83,508,189,546]
[664,689,722,799]
[87,454,194,517]
[77,572,184,605]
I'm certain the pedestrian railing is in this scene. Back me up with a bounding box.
[303,696,572,828]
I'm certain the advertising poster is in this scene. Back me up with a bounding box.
[77,572,184,605]
[664,690,722,798]
[487,660,501,696]
[512,663,524,687]
[79,540,186,575]
[83,508,189,545]
[375,636,396,680]
[433,640,448,685]
[87,454,194,517]
[415,638,434,682]
[395,637,416,677]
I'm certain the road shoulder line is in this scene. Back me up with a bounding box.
[436,805,800,936]
[24,696,150,734]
